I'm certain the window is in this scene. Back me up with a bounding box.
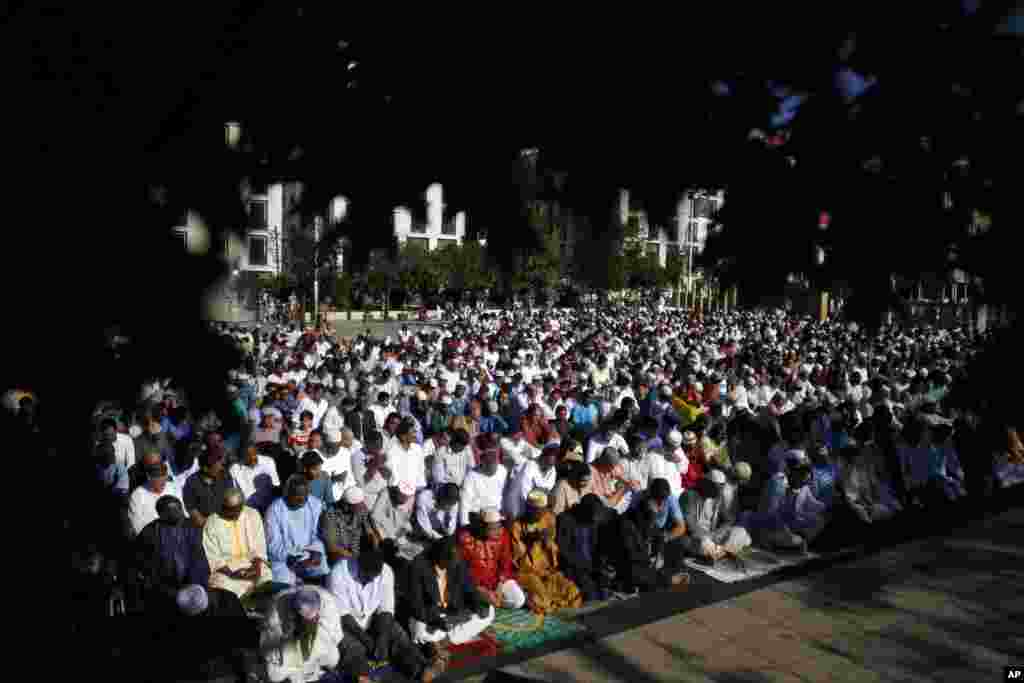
[647,242,660,259]
[249,235,268,266]
[686,221,700,245]
[223,238,231,258]
[175,229,188,250]
[410,220,426,234]
[248,200,268,229]
[692,197,716,219]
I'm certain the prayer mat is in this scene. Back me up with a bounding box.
[444,630,502,672]
[490,607,588,653]
[683,547,822,583]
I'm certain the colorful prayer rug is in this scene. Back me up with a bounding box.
[490,607,588,653]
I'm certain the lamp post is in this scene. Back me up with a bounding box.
[313,215,321,329]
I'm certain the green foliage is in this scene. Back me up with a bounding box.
[334,273,353,309]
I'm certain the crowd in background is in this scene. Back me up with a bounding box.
[62,304,1024,682]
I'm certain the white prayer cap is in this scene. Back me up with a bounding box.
[481,507,503,524]
[708,469,727,485]
[734,462,752,482]
[343,487,366,505]
[667,430,683,446]
[176,585,209,616]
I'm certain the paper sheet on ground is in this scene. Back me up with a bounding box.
[683,547,821,583]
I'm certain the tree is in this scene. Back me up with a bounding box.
[665,249,686,303]
[396,241,444,303]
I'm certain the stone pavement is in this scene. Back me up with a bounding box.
[455,505,1024,683]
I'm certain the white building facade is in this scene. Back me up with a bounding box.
[617,188,724,267]
[392,183,471,252]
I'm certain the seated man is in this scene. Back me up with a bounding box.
[743,451,811,552]
[370,481,425,571]
[622,478,689,584]
[430,429,475,490]
[319,486,374,565]
[681,469,752,564]
[505,444,559,521]
[458,507,528,610]
[321,428,358,502]
[168,585,260,682]
[588,447,632,513]
[510,489,583,614]
[128,453,185,537]
[183,449,238,530]
[203,488,273,599]
[601,487,689,593]
[352,430,391,512]
[458,443,508,528]
[129,495,210,618]
[230,444,280,514]
[550,461,595,516]
[927,423,967,503]
[300,450,337,509]
[771,458,830,549]
[328,549,437,683]
[837,441,893,521]
[407,536,495,658]
[557,493,614,602]
[261,586,343,683]
[414,483,460,543]
[265,474,330,585]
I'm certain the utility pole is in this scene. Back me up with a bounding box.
[313,215,321,329]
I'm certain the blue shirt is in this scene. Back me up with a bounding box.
[571,404,598,429]
[631,492,684,530]
[812,464,838,508]
[479,415,509,434]
[97,462,129,494]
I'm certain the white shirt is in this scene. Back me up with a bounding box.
[459,468,509,526]
[114,433,136,470]
[414,489,458,540]
[506,460,558,520]
[263,587,342,683]
[385,441,427,490]
[441,369,460,394]
[172,460,200,492]
[128,481,185,536]
[429,445,475,489]
[653,450,687,498]
[230,456,280,505]
[327,558,396,630]
[321,407,345,443]
[370,404,391,431]
[499,436,537,473]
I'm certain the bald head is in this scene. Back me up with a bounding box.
[221,487,245,520]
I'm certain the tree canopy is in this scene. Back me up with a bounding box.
[10,4,1024,459]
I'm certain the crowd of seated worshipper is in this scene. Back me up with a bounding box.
[70,312,1017,682]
